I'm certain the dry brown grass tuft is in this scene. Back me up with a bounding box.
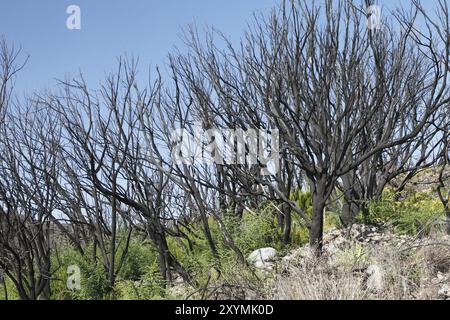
[269,258,367,300]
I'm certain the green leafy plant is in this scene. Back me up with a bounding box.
[360,191,444,236]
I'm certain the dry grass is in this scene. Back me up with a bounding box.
[265,233,450,300]
[175,227,450,300]
[270,260,367,300]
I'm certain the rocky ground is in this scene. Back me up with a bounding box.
[249,223,450,300]
[167,221,450,300]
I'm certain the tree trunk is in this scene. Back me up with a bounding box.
[281,203,291,245]
[152,224,192,285]
[340,173,356,227]
[309,178,326,255]
[39,281,51,300]
[109,196,117,290]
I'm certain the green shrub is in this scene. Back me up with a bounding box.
[75,258,111,300]
[324,212,342,231]
[115,264,165,300]
[117,239,158,281]
[360,191,444,236]
[334,243,369,269]
[50,244,111,300]
[0,276,20,300]
[290,220,310,246]
[230,209,281,254]
[49,245,80,300]
[291,189,313,218]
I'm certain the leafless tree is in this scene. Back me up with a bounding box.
[39,60,195,285]
[0,100,61,299]
[1,1,449,301]
[165,0,450,254]
[0,39,59,300]
[0,38,27,122]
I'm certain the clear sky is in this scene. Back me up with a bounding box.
[0,0,439,96]
[0,0,278,95]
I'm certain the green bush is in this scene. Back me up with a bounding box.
[230,209,281,254]
[117,239,158,281]
[51,244,116,300]
[115,264,165,300]
[0,276,20,300]
[291,189,313,217]
[334,243,369,269]
[74,257,111,300]
[290,220,310,246]
[360,191,444,236]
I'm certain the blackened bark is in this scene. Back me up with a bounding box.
[281,203,292,245]
[309,177,327,255]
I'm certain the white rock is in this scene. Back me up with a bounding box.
[255,260,275,270]
[248,247,278,265]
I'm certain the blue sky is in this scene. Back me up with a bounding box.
[0,0,438,96]
[0,0,278,95]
